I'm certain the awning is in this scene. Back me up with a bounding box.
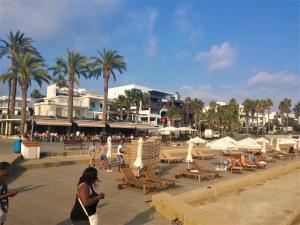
[135,124,158,130]
[109,122,136,129]
[35,119,72,126]
[74,120,105,128]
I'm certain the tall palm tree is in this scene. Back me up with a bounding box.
[124,90,133,122]
[0,31,39,115]
[279,98,292,132]
[243,98,254,134]
[2,53,51,137]
[293,101,300,124]
[89,49,127,125]
[112,95,127,121]
[50,50,88,122]
[130,89,146,123]
[228,98,239,133]
[167,105,180,126]
[266,98,273,133]
[190,98,204,131]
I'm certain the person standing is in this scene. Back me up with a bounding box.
[117,139,124,172]
[88,141,96,167]
[70,167,105,225]
[99,141,107,169]
[0,162,18,225]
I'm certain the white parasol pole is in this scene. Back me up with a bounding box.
[106,136,113,172]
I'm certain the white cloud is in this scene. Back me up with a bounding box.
[174,5,201,42]
[248,71,300,86]
[128,7,158,32]
[0,0,123,40]
[180,85,221,103]
[195,42,238,71]
[146,37,157,57]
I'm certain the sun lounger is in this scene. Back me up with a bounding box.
[191,161,220,178]
[117,168,163,194]
[192,150,215,160]
[262,156,275,163]
[143,167,177,187]
[160,152,184,164]
[228,158,244,173]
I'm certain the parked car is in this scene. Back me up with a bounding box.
[213,131,220,138]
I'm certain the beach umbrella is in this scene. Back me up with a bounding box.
[133,137,144,176]
[106,136,112,172]
[186,141,193,169]
[270,137,274,147]
[207,138,238,150]
[237,138,261,150]
[177,127,197,132]
[261,141,266,153]
[190,137,207,144]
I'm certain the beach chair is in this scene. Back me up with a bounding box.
[227,158,244,173]
[191,161,220,178]
[192,150,215,160]
[143,167,178,187]
[160,152,184,164]
[117,168,163,194]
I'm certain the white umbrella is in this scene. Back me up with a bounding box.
[261,141,266,153]
[270,137,274,147]
[237,138,261,149]
[133,137,144,176]
[275,140,280,151]
[177,127,197,132]
[189,137,207,144]
[256,137,270,144]
[106,136,112,172]
[186,141,194,169]
[158,126,177,135]
[207,138,238,150]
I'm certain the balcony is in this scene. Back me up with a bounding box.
[89,107,102,112]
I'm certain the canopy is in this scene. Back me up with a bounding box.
[158,126,177,135]
[207,138,238,150]
[221,136,238,144]
[188,137,207,144]
[74,120,105,128]
[237,137,262,149]
[133,137,144,168]
[255,137,270,144]
[106,136,112,159]
[177,127,197,132]
[35,119,72,126]
[278,138,297,145]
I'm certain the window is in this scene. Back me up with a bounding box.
[56,108,62,117]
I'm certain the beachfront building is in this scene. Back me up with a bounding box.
[34,84,104,120]
[108,84,188,126]
[0,96,31,135]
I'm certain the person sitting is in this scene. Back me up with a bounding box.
[288,146,295,154]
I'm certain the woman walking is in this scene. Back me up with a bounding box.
[70,167,105,225]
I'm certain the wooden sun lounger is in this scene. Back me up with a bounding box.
[191,161,220,178]
[192,150,215,160]
[160,152,184,164]
[262,156,275,163]
[143,167,178,187]
[117,168,163,194]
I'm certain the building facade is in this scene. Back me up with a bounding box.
[34,84,104,119]
[0,96,31,116]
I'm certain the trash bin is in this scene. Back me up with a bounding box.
[14,139,22,153]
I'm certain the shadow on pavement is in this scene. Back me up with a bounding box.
[13,184,46,193]
[123,207,156,225]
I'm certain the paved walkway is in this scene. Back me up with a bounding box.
[5,164,168,225]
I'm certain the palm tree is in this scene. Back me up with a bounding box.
[124,90,133,122]
[266,98,273,133]
[2,53,51,137]
[228,98,239,133]
[190,98,204,131]
[293,102,300,124]
[112,95,127,121]
[89,49,127,125]
[167,105,180,126]
[130,89,146,123]
[0,75,11,115]
[54,74,68,89]
[279,98,292,132]
[50,50,88,122]
[30,89,44,102]
[0,31,39,115]
[242,98,254,134]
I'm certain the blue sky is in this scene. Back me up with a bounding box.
[0,0,299,109]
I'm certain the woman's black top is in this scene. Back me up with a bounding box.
[70,183,99,221]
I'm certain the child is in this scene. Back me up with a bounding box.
[99,141,107,169]
[0,162,17,225]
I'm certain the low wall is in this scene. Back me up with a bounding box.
[152,159,300,225]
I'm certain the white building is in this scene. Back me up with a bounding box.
[0,96,31,116]
[108,84,176,125]
[34,84,104,119]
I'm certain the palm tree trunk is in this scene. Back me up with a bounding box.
[20,85,27,138]
[9,77,17,115]
[126,106,130,122]
[120,109,124,121]
[102,74,109,125]
[68,79,74,122]
[7,81,11,115]
[267,109,270,133]
[246,113,249,134]
[256,112,259,135]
